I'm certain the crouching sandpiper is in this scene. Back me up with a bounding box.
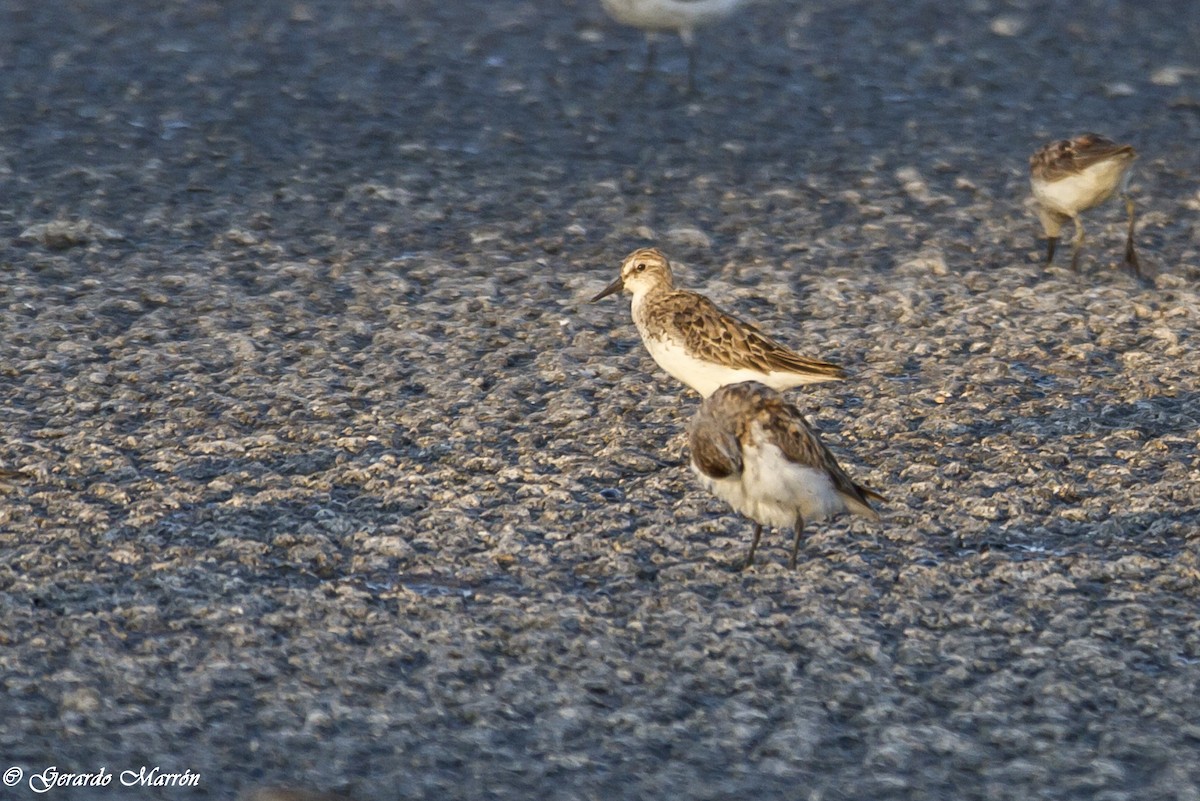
[687,381,884,569]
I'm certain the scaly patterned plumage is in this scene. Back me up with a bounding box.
[591,248,845,397]
[688,381,884,569]
[1029,133,1140,276]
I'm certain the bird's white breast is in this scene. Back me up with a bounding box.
[632,322,829,397]
[600,0,743,32]
[638,332,768,397]
[1033,159,1131,216]
[692,434,847,528]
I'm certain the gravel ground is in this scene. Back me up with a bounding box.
[3,0,1200,799]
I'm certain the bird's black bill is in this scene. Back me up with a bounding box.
[590,277,624,302]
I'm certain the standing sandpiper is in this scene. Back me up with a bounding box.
[599,0,746,92]
[591,247,845,398]
[688,381,884,569]
[1029,133,1140,277]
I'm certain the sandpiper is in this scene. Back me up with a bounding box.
[687,381,884,569]
[1029,133,1140,277]
[599,0,746,92]
[591,247,845,397]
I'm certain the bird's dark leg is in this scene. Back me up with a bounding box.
[635,34,657,91]
[1045,236,1058,266]
[685,42,697,95]
[742,523,762,570]
[1123,196,1142,279]
[789,516,806,569]
[1069,216,1086,272]
[679,28,698,95]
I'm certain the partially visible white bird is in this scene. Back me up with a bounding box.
[599,0,747,91]
[688,381,885,569]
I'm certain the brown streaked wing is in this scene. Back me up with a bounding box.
[1031,134,1135,182]
[688,404,743,480]
[662,291,845,379]
[762,396,885,515]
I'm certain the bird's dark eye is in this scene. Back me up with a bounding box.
[635,263,646,272]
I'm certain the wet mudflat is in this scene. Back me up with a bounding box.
[3,0,1200,798]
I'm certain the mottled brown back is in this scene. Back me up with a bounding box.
[643,289,846,379]
[1030,133,1136,182]
[695,382,884,514]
